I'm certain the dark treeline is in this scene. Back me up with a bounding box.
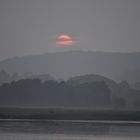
[0,79,111,109]
[0,77,140,120]
[0,75,140,110]
[0,77,140,109]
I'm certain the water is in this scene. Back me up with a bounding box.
[0,120,140,140]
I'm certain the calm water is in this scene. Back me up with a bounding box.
[0,120,140,140]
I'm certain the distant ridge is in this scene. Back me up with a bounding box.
[0,51,140,82]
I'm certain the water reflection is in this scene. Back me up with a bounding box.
[0,120,140,140]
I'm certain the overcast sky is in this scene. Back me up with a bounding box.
[0,0,140,60]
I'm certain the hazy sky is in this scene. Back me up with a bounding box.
[0,0,140,60]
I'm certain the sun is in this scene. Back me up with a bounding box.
[56,34,75,46]
[58,35,71,40]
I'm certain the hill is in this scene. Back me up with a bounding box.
[0,51,140,82]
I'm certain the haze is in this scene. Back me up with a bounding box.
[0,0,140,60]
